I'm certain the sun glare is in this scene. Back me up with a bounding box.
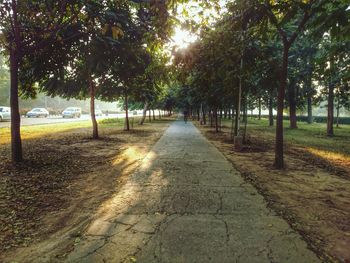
[170,27,198,49]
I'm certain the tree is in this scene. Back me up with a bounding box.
[260,0,323,168]
[0,0,81,162]
[311,0,350,135]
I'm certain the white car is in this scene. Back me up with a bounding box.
[95,109,103,116]
[26,108,49,118]
[0,106,11,121]
[62,107,82,118]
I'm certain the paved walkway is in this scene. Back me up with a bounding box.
[67,121,320,263]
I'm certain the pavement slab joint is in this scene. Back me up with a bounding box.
[66,120,321,263]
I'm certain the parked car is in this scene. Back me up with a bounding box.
[94,109,103,116]
[0,106,11,122]
[26,108,49,118]
[62,107,82,118]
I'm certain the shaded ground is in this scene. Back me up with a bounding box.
[0,117,172,261]
[195,119,350,262]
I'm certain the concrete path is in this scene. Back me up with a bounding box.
[67,121,320,263]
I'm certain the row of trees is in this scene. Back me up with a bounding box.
[173,0,350,168]
[0,0,179,162]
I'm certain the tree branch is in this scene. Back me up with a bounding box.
[262,1,288,43]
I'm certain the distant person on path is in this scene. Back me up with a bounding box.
[183,110,188,123]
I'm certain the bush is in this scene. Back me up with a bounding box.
[249,115,350,125]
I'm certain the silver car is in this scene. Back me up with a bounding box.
[26,108,49,118]
[62,107,82,118]
[0,106,11,121]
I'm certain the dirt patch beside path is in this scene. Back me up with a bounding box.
[195,123,350,263]
[0,118,172,262]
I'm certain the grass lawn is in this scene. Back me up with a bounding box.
[243,118,350,157]
[218,118,350,173]
[0,117,143,145]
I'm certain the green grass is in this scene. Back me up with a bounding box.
[0,118,130,144]
[221,118,350,158]
[0,116,171,145]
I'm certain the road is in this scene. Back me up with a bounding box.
[0,113,142,128]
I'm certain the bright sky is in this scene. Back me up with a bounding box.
[169,27,198,49]
[168,0,227,50]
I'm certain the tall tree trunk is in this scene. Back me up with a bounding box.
[152,109,156,120]
[235,54,243,136]
[10,49,22,162]
[234,103,239,136]
[307,95,313,124]
[124,89,130,131]
[306,62,313,124]
[258,97,262,120]
[89,77,98,139]
[327,28,336,136]
[228,107,231,119]
[158,110,161,119]
[202,107,206,125]
[148,109,151,122]
[197,108,200,121]
[243,107,248,143]
[139,101,148,125]
[243,98,247,123]
[327,60,334,136]
[275,44,289,169]
[215,108,219,132]
[268,97,274,126]
[230,108,235,140]
[307,92,313,124]
[336,93,340,128]
[288,83,298,129]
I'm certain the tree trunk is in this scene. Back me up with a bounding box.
[268,97,274,126]
[158,110,161,119]
[275,44,289,169]
[258,97,262,120]
[10,49,23,162]
[327,61,334,136]
[288,83,298,129]
[306,66,313,124]
[327,28,336,136]
[243,107,248,143]
[243,98,247,123]
[152,109,156,120]
[209,110,213,127]
[148,109,151,122]
[235,54,243,136]
[202,107,206,125]
[139,101,148,125]
[124,89,130,131]
[336,93,340,128]
[234,103,239,136]
[215,108,219,132]
[89,77,98,139]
